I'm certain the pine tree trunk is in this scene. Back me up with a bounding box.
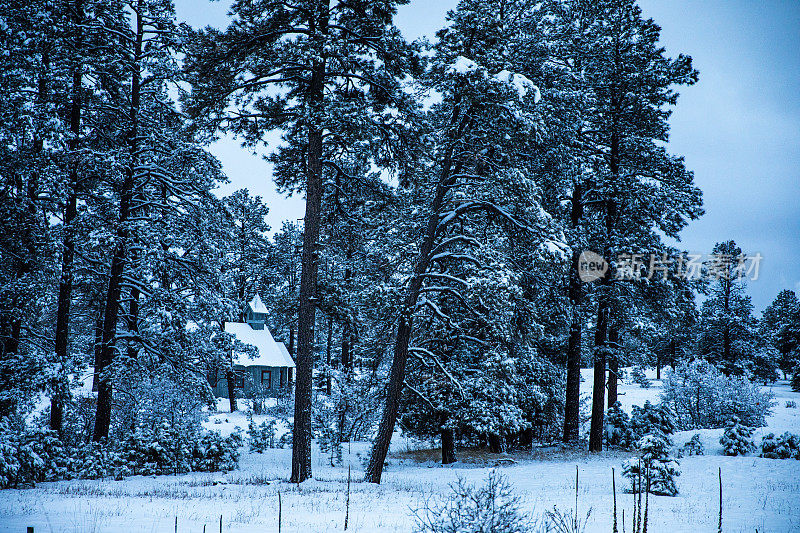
[365,146,458,483]
[92,308,103,392]
[519,428,533,449]
[291,11,328,479]
[589,299,609,452]
[488,433,503,453]
[589,78,620,451]
[341,322,351,371]
[226,369,237,412]
[292,155,321,481]
[94,248,126,441]
[341,264,353,372]
[93,3,143,442]
[441,427,456,465]
[52,11,82,436]
[607,323,619,408]
[656,351,662,380]
[564,252,583,443]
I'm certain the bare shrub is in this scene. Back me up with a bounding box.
[412,470,531,533]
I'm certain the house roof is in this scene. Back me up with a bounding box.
[276,342,295,367]
[224,322,296,368]
[248,294,268,314]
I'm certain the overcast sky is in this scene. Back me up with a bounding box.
[174,0,800,312]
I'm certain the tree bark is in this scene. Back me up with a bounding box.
[341,264,353,372]
[291,5,328,481]
[563,251,583,443]
[93,2,142,442]
[607,323,619,408]
[488,433,503,454]
[589,298,609,452]
[519,428,533,449]
[656,350,662,380]
[92,307,103,392]
[365,144,459,483]
[226,369,237,412]
[441,426,456,465]
[49,7,80,436]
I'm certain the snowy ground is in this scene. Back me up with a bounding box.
[2,370,799,533]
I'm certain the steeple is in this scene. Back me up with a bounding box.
[246,294,268,329]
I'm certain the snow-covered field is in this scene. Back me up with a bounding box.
[2,370,799,533]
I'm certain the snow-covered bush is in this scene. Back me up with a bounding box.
[760,432,800,459]
[113,372,208,444]
[412,470,530,533]
[786,400,797,409]
[0,419,72,488]
[682,434,704,456]
[0,416,240,487]
[604,401,675,451]
[190,430,241,472]
[247,384,271,415]
[248,418,277,453]
[74,442,122,480]
[314,398,343,466]
[631,366,651,388]
[622,433,680,496]
[265,388,295,419]
[117,422,194,476]
[661,360,773,429]
[605,401,634,449]
[630,401,675,441]
[719,416,756,456]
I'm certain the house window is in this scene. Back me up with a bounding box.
[261,370,271,389]
[235,373,244,389]
[280,368,286,387]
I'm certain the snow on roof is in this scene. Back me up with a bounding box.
[248,294,268,314]
[276,342,295,367]
[225,322,296,368]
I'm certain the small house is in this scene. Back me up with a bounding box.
[212,295,295,399]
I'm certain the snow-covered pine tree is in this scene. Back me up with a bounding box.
[696,240,760,377]
[533,0,701,452]
[216,189,272,412]
[88,0,230,441]
[643,278,699,379]
[519,0,602,446]
[365,0,563,482]
[315,168,399,445]
[46,0,127,437]
[184,0,417,483]
[266,222,303,358]
[761,290,800,381]
[605,401,634,449]
[720,416,756,456]
[0,0,67,419]
[622,433,680,496]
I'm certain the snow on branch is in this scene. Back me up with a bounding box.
[437,200,539,234]
[430,235,481,256]
[409,347,466,398]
